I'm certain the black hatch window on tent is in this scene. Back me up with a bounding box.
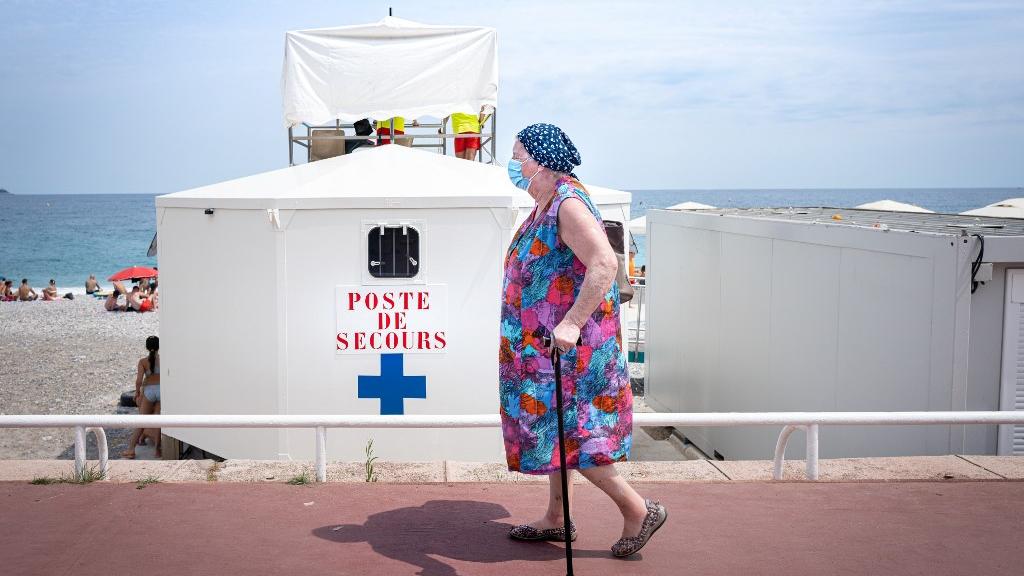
[368,225,420,278]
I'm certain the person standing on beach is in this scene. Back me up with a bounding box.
[123,336,161,459]
[499,123,667,558]
[17,279,38,301]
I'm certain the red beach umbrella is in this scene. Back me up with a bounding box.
[108,266,159,282]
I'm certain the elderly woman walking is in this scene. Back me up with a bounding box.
[499,123,667,558]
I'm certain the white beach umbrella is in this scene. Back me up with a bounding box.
[960,198,1024,219]
[855,199,933,213]
[629,216,647,236]
[667,201,716,210]
[630,201,718,236]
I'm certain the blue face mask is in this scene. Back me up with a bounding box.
[508,159,539,192]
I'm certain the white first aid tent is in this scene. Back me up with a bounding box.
[156,145,631,461]
[282,17,498,126]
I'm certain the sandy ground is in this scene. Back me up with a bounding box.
[0,297,158,459]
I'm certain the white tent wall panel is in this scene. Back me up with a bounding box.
[831,248,937,456]
[970,264,1009,454]
[999,269,1024,454]
[645,209,975,459]
[280,207,508,461]
[643,225,722,452]
[160,207,282,458]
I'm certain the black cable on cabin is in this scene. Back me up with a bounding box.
[971,234,985,294]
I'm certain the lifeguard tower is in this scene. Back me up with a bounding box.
[282,17,500,165]
[156,17,633,462]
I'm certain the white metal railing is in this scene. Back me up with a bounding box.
[625,277,646,358]
[3,411,1022,482]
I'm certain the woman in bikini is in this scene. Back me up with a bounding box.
[122,336,161,458]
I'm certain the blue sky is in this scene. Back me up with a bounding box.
[1,0,1021,194]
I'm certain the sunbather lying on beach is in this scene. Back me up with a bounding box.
[127,286,149,312]
[105,286,126,311]
[123,336,161,459]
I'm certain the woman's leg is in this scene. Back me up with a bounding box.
[524,470,574,530]
[578,463,649,538]
[122,393,153,457]
[149,402,161,458]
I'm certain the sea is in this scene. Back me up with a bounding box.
[0,188,1019,289]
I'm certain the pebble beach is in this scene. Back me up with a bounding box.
[0,297,158,459]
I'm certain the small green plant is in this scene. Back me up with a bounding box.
[69,465,105,484]
[364,439,379,483]
[136,476,161,490]
[29,466,105,485]
[206,461,221,482]
[287,470,313,485]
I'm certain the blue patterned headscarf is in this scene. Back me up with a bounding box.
[517,123,581,177]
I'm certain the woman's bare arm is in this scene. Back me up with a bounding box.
[135,359,145,393]
[552,197,617,351]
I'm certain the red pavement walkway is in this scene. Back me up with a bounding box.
[2,480,1022,575]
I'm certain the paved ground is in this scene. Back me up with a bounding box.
[3,480,1022,575]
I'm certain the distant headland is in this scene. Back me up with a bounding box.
[0,189,10,194]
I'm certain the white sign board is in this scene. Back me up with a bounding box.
[336,285,448,354]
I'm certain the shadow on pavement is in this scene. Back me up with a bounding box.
[313,499,608,575]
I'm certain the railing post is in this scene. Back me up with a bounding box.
[74,426,86,479]
[806,424,819,480]
[773,425,797,480]
[315,426,327,482]
[87,427,109,479]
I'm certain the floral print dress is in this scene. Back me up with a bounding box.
[499,177,632,475]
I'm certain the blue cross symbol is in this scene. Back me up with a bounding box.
[358,354,426,415]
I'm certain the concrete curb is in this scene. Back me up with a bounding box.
[2,455,1021,484]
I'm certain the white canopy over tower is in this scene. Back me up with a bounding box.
[282,17,500,164]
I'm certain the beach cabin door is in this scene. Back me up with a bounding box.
[999,269,1024,455]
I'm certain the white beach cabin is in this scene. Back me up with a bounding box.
[644,207,1024,459]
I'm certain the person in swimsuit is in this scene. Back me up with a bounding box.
[127,286,144,312]
[122,336,161,458]
[41,279,58,301]
[85,275,102,295]
[105,285,125,311]
[17,279,38,301]
[2,280,16,301]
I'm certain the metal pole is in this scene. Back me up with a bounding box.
[773,425,797,480]
[288,127,294,166]
[315,426,327,482]
[551,347,574,575]
[634,285,643,359]
[806,424,819,480]
[74,425,86,479]
[490,110,497,165]
[87,427,109,478]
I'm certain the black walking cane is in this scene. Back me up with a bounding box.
[543,334,581,576]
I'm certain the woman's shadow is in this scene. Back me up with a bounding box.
[313,499,604,576]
